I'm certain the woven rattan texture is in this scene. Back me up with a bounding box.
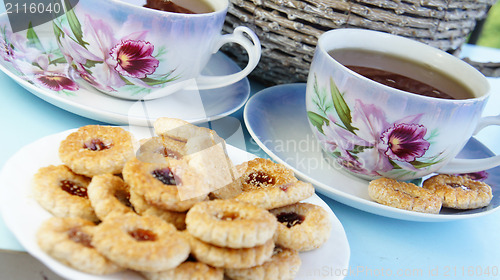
[222,0,497,85]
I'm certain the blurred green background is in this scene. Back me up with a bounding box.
[476,1,500,49]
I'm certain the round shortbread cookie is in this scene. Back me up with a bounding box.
[33,165,98,222]
[368,177,442,214]
[154,117,241,201]
[59,125,134,177]
[225,247,301,280]
[123,157,207,212]
[136,136,185,164]
[87,173,134,220]
[235,181,315,210]
[186,200,277,248]
[92,213,190,272]
[423,174,493,209]
[238,158,298,192]
[130,189,186,230]
[36,217,122,275]
[269,203,331,252]
[186,233,275,269]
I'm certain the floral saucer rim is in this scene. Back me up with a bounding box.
[0,51,251,126]
[244,83,500,222]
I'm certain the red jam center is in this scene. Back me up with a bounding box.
[278,183,293,192]
[448,183,470,191]
[129,228,157,242]
[84,138,112,151]
[276,212,305,228]
[152,168,177,185]
[114,189,132,208]
[67,227,93,248]
[160,147,182,160]
[60,180,88,198]
[246,171,275,187]
[216,211,240,221]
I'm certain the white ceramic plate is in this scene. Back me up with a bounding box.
[244,83,500,222]
[0,16,249,126]
[0,128,350,280]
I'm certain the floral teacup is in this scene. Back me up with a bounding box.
[306,29,500,181]
[51,0,261,100]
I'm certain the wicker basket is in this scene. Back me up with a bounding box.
[222,0,497,85]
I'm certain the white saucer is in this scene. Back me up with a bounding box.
[0,128,350,280]
[0,17,249,126]
[244,83,500,222]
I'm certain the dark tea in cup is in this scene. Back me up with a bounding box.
[328,48,476,100]
[144,0,214,14]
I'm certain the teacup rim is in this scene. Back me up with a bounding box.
[95,0,228,17]
[317,28,490,103]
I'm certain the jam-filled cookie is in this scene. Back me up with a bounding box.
[33,165,98,222]
[130,189,187,231]
[208,177,243,200]
[368,177,442,214]
[136,136,185,164]
[155,117,242,198]
[185,232,275,269]
[37,217,122,275]
[225,247,301,280]
[185,200,277,249]
[423,174,493,209]
[235,181,315,210]
[87,173,135,220]
[237,158,298,192]
[123,157,207,212]
[59,125,134,177]
[92,213,190,272]
[269,203,331,252]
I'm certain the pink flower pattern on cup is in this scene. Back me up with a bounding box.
[381,123,430,162]
[110,40,159,79]
[308,76,440,178]
[0,25,79,93]
[53,13,177,94]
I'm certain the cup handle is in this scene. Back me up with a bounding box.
[438,114,500,174]
[193,26,261,90]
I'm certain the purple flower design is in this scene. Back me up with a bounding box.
[0,29,40,63]
[381,123,430,162]
[350,100,395,173]
[319,114,371,157]
[46,6,183,96]
[1,40,14,61]
[110,40,159,78]
[35,73,79,91]
[57,16,155,91]
[336,153,380,176]
[13,54,79,92]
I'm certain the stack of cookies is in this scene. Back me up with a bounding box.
[33,118,333,280]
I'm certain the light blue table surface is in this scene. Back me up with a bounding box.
[1,44,500,280]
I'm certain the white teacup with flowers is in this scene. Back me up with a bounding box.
[51,0,261,100]
[306,29,500,181]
